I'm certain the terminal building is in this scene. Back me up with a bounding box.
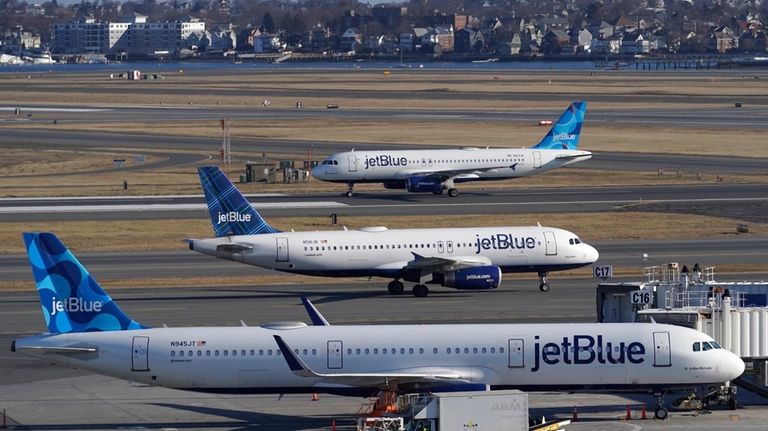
[51,14,205,55]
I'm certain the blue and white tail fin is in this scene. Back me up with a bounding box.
[532,101,587,150]
[198,166,281,237]
[23,232,146,334]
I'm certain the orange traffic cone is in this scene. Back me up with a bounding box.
[572,406,578,422]
[640,405,647,420]
[625,405,632,420]
[312,393,319,401]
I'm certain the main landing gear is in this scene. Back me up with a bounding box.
[387,280,429,297]
[343,183,354,197]
[447,188,459,197]
[538,272,550,292]
[387,280,404,294]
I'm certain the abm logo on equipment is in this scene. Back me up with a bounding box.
[217,211,252,225]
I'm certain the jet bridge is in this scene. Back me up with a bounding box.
[597,264,768,398]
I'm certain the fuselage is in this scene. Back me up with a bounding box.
[311,148,593,184]
[190,226,599,279]
[14,323,744,395]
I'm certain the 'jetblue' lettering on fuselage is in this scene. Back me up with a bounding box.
[217,211,252,225]
[555,133,576,141]
[531,335,646,372]
[51,297,103,316]
[475,234,536,254]
[364,155,408,170]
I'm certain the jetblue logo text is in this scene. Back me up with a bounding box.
[364,155,408,170]
[531,335,645,372]
[555,133,576,141]
[217,211,252,225]
[51,297,103,316]
[475,234,536,254]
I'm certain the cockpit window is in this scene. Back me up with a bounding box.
[702,342,713,351]
[321,160,339,165]
[693,342,701,352]
[568,238,582,245]
[711,341,722,349]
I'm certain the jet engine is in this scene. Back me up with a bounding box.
[405,176,443,193]
[436,266,502,290]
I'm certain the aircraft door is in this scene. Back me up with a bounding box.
[653,332,671,367]
[543,231,557,256]
[533,151,542,168]
[276,237,289,262]
[437,241,444,253]
[327,340,343,369]
[421,158,427,167]
[347,155,358,172]
[508,339,524,368]
[428,158,433,167]
[447,241,454,253]
[131,336,150,372]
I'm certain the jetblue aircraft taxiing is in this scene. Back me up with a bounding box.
[191,166,599,295]
[311,101,591,197]
[15,232,744,420]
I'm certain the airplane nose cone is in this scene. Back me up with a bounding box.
[729,354,746,380]
[585,244,599,263]
[311,166,325,179]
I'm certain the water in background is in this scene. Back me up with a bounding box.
[0,59,599,74]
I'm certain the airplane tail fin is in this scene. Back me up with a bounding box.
[532,101,587,150]
[198,166,281,237]
[23,232,146,334]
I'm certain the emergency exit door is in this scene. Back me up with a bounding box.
[653,332,671,367]
[276,237,289,262]
[132,336,149,372]
[327,340,343,369]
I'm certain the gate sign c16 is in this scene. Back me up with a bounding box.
[593,265,613,280]
[631,290,652,305]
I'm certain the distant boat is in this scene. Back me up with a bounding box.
[472,57,499,63]
[30,52,56,64]
[0,53,23,65]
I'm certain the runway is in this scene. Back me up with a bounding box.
[2,183,767,221]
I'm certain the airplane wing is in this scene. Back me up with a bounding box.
[402,253,492,273]
[273,336,470,388]
[393,163,517,180]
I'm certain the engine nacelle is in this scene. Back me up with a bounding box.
[383,180,406,190]
[405,176,443,193]
[439,266,501,290]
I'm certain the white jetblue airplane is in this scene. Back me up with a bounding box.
[191,166,599,295]
[311,101,590,197]
[14,232,744,420]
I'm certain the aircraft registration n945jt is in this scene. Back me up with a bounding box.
[311,101,591,197]
[14,232,744,421]
[191,166,599,296]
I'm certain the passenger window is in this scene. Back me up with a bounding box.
[374,348,379,354]
[206,350,211,356]
[250,350,255,356]
[259,349,264,355]
[215,350,220,356]
[346,349,351,355]
[232,350,237,357]
[464,348,469,354]
[356,348,361,355]
[454,347,460,354]
[365,348,370,354]
[419,348,424,354]
[500,347,505,353]
[223,350,228,357]
[171,351,176,357]
[267,349,273,356]
[197,350,202,356]
[241,349,246,356]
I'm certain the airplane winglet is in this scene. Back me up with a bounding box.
[411,252,425,260]
[301,297,330,326]
[273,335,319,378]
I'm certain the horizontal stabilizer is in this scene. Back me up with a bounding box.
[216,243,253,253]
[16,345,97,354]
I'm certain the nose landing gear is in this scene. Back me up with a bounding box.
[538,272,550,292]
[343,183,354,197]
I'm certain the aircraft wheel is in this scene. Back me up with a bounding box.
[412,284,429,297]
[387,281,405,294]
[654,407,668,420]
[343,191,353,197]
[447,188,459,198]
[539,283,550,292]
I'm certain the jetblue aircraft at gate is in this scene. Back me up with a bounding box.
[311,101,590,197]
[14,232,744,420]
[191,166,599,295]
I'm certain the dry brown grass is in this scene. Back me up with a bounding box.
[0,211,762,254]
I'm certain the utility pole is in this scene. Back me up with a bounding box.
[221,117,231,174]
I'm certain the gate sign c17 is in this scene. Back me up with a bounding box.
[631,290,652,305]
[593,265,613,279]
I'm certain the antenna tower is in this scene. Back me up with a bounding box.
[221,117,231,173]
